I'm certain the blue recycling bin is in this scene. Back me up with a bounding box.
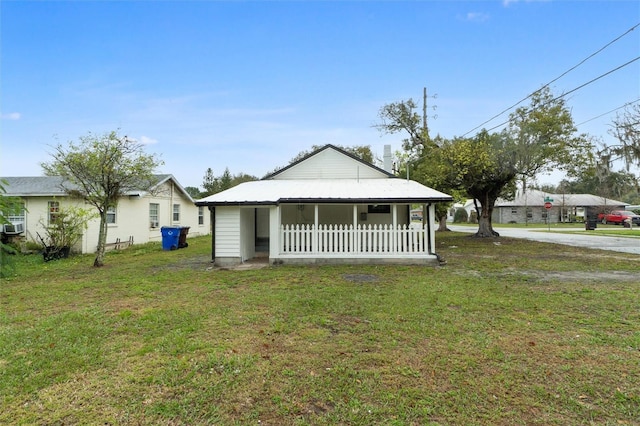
[161,226,181,251]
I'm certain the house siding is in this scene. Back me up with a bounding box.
[273,149,387,180]
[215,206,241,258]
[492,206,560,224]
[4,176,209,253]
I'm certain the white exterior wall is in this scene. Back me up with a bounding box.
[215,206,241,258]
[21,197,88,252]
[16,179,209,254]
[273,149,387,180]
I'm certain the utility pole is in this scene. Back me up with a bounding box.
[423,87,428,133]
[422,87,437,142]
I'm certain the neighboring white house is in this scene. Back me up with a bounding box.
[196,145,453,266]
[1,174,210,253]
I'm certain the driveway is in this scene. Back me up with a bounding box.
[448,225,640,255]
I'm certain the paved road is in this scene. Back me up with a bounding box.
[448,225,640,255]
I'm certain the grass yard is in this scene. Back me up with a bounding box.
[1,233,639,425]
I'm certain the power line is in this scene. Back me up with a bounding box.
[482,56,640,133]
[576,98,640,126]
[461,22,640,137]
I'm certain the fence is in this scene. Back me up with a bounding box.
[280,224,427,255]
[105,235,134,251]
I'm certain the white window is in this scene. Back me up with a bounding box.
[48,201,60,224]
[106,206,117,224]
[6,202,25,223]
[173,204,180,222]
[149,203,159,228]
[198,206,204,225]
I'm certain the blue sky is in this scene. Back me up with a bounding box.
[1,0,639,189]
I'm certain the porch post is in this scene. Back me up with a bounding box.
[208,206,215,262]
[314,204,319,253]
[269,205,280,259]
[392,204,398,252]
[427,203,435,254]
[353,204,358,254]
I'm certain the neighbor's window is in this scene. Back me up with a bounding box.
[526,208,533,219]
[106,206,117,224]
[149,203,159,227]
[173,204,180,222]
[511,208,518,215]
[6,202,26,223]
[48,201,60,224]
[198,206,204,225]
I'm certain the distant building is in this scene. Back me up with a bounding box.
[492,189,627,224]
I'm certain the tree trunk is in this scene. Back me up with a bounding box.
[93,212,108,267]
[437,214,449,232]
[472,195,500,237]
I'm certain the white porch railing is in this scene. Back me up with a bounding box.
[280,224,428,255]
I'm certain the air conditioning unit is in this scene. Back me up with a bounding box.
[2,222,24,235]
[150,221,159,228]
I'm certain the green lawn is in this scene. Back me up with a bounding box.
[1,234,639,425]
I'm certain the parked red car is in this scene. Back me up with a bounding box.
[598,210,640,226]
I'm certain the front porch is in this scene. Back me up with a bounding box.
[275,222,437,265]
[267,203,438,265]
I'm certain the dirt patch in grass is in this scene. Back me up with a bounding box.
[342,273,379,283]
[536,270,640,282]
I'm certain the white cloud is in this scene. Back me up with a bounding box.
[503,0,550,7]
[139,135,158,145]
[0,112,21,120]
[465,12,490,22]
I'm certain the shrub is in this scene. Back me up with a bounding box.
[453,208,469,223]
[39,206,96,251]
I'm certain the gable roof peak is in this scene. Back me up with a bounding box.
[264,144,394,180]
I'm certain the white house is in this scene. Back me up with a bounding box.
[1,174,210,253]
[196,145,453,266]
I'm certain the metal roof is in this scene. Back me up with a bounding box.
[196,178,453,206]
[1,174,193,202]
[496,189,627,207]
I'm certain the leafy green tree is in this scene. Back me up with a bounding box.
[377,87,591,237]
[230,173,258,187]
[507,86,594,192]
[0,179,21,277]
[184,186,202,199]
[558,167,638,202]
[218,168,233,192]
[440,131,517,237]
[201,168,257,197]
[375,99,455,231]
[376,99,432,152]
[202,167,217,196]
[42,131,163,267]
[609,103,640,168]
